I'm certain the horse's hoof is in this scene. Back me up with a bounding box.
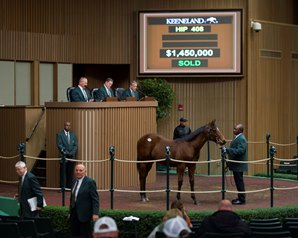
[193,200,200,205]
[141,197,149,202]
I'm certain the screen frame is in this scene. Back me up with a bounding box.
[138,9,243,77]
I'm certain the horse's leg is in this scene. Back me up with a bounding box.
[176,163,185,201]
[138,162,153,202]
[188,164,198,205]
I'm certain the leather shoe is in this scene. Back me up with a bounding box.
[232,199,246,205]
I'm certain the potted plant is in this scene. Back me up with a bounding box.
[138,78,174,120]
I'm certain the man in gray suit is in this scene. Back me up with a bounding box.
[223,123,248,205]
[56,121,78,189]
[15,161,44,218]
[69,164,99,238]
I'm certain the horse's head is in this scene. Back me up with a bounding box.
[206,119,226,145]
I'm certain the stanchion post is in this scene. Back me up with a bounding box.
[221,147,227,200]
[17,142,26,162]
[207,141,210,176]
[165,146,171,211]
[266,133,271,177]
[61,154,66,206]
[269,145,276,208]
[109,145,115,210]
[296,135,298,181]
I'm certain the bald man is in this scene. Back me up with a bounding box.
[197,199,251,238]
[225,123,248,205]
[69,164,99,238]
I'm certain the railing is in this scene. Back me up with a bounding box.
[0,135,297,210]
[25,107,45,142]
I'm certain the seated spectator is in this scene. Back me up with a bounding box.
[93,216,119,238]
[170,200,192,228]
[163,216,192,238]
[197,199,251,238]
[148,208,183,238]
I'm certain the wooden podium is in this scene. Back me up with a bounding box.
[45,101,157,189]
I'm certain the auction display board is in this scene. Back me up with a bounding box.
[138,10,242,76]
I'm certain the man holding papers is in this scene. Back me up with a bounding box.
[15,161,44,218]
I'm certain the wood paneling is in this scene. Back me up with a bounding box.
[248,0,295,24]
[0,107,45,181]
[45,102,157,189]
[0,0,297,180]
[247,21,298,174]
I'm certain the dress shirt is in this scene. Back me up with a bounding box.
[79,86,88,101]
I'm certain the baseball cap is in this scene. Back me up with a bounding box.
[93,216,118,234]
[163,216,191,238]
[180,117,188,122]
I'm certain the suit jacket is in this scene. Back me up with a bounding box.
[227,133,248,172]
[197,210,251,238]
[121,89,140,100]
[93,86,115,102]
[56,130,78,158]
[19,172,44,218]
[70,86,91,102]
[69,176,99,222]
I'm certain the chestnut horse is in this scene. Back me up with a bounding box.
[137,120,226,204]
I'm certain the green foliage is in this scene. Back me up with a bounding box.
[254,172,298,180]
[41,205,298,238]
[41,206,70,233]
[138,78,174,120]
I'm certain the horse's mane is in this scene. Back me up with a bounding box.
[175,124,207,142]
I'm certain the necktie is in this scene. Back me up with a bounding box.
[67,132,70,144]
[82,89,88,101]
[131,90,135,97]
[107,89,111,97]
[71,179,79,207]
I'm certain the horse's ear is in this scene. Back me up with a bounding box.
[210,119,216,127]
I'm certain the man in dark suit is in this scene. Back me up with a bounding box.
[56,121,78,189]
[197,199,251,237]
[15,161,44,218]
[223,123,248,205]
[69,164,99,238]
[70,77,93,102]
[93,77,115,101]
[120,80,140,100]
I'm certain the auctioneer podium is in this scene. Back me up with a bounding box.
[45,101,157,189]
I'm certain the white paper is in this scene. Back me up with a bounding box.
[27,197,47,211]
[123,216,140,221]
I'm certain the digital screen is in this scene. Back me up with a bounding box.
[138,10,242,76]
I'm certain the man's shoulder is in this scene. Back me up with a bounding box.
[174,125,182,130]
[26,172,36,180]
[71,86,80,92]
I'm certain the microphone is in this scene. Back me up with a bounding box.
[136,88,146,97]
